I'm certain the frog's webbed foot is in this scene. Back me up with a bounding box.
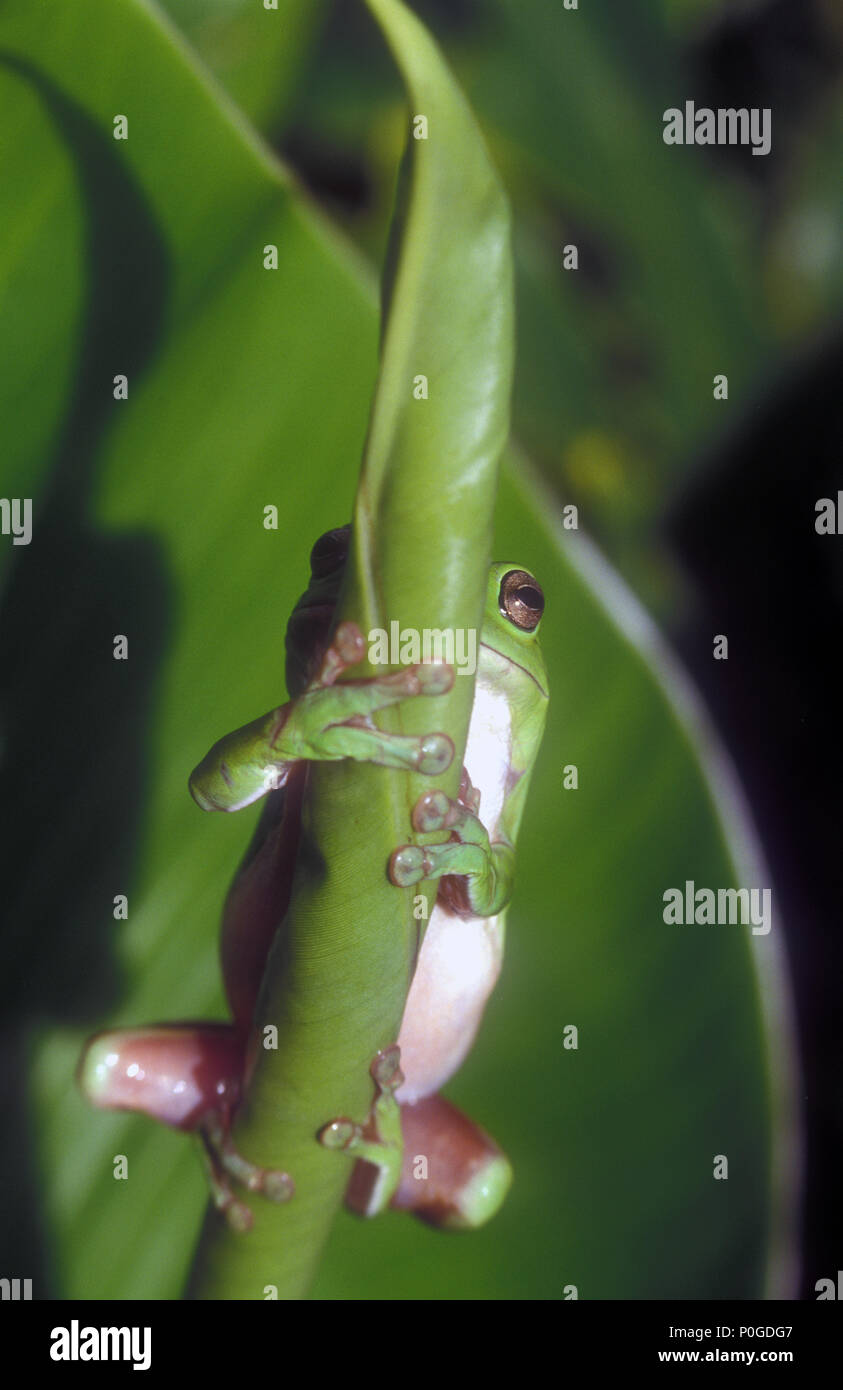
[197,1118,294,1234]
[287,622,455,774]
[317,1046,404,1217]
[388,782,515,917]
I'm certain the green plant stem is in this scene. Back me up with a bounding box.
[185,0,513,1299]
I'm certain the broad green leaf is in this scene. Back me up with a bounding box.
[0,0,380,1299]
[0,0,797,1299]
[160,0,326,134]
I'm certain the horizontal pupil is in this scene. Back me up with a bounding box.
[517,587,542,609]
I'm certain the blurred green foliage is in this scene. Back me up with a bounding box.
[251,0,843,610]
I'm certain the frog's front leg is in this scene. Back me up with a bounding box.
[78,1025,293,1232]
[189,621,455,813]
[318,1049,512,1229]
[317,1046,404,1216]
[388,779,515,917]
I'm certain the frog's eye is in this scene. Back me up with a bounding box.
[310,525,350,578]
[499,569,544,631]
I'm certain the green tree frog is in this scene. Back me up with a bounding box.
[79,527,548,1233]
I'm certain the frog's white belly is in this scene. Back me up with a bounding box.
[396,678,510,1104]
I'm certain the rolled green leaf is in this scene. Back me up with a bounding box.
[186,0,513,1299]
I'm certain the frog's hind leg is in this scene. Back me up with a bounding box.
[348,1093,512,1230]
[197,1118,294,1233]
[78,1023,293,1233]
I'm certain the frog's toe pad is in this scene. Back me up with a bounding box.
[411,790,451,833]
[319,1118,360,1151]
[415,734,453,775]
[257,1170,295,1203]
[388,845,427,887]
[371,1044,403,1094]
[333,621,367,666]
[414,662,455,696]
[224,1199,254,1234]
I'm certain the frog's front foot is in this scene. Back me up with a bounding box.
[190,623,457,812]
[317,1046,404,1217]
[289,622,456,774]
[198,1118,294,1233]
[388,784,514,917]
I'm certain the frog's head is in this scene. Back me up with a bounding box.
[482,562,548,698]
[286,530,549,703]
